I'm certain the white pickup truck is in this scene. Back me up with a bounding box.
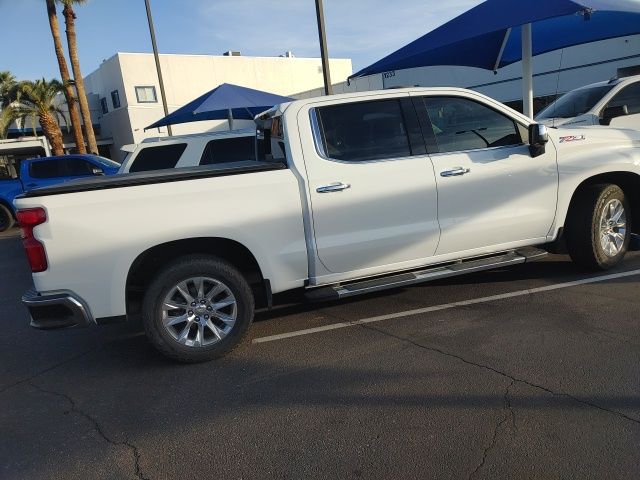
[16,87,640,362]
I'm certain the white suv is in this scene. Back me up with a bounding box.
[536,74,640,130]
[119,129,256,173]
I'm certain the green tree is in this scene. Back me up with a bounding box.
[60,0,98,154]
[45,0,86,153]
[15,79,68,156]
[0,71,18,139]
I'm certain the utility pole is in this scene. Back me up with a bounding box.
[314,0,332,95]
[144,0,172,135]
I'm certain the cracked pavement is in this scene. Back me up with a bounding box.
[1,231,639,479]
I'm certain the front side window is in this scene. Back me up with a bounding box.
[199,137,255,165]
[606,82,640,115]
[64,158,97,176]
[314,99,412,162]
[135,86,158,103]
[424,97,522,154]
[129,143,188,172]
[111,90,121,109]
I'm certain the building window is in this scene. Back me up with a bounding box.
[100,97,108,114]
[111,90,121,109]
[135,86,158,103]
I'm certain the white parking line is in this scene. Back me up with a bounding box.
[253,268,640,344]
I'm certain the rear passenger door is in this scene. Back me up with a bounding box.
[300,96,440,275]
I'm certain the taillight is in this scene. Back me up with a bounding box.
[16,208,48,273]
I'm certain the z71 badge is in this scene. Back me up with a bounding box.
[559,135,586,143]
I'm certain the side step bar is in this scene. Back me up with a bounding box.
[305,247,547,302]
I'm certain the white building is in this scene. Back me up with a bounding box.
[298,34,640,113]
[82,52,352,160]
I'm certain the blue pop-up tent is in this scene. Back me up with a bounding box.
[350,0,640,117]
[146,83,293,130]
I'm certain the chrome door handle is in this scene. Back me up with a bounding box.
[440,167,470,177]
[316,182,351,193]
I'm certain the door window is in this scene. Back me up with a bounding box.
[64,158,97,176]
[606,82,640,115]
[29,160,64,178]
[129,143,188,172]
[314,99,412,162]
[424,97,523,153]
[199,137,255,165]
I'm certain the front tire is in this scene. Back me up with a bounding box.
[565,184,630,270]
[142,255,254,363]
[0,204,14,232]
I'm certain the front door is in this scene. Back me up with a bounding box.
[414,94,558,256]
[300,96,440,274]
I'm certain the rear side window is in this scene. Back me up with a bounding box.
[129,143,188,172]
[29,160,64,178]
[424,97,522,153]
[314,99,412,162]
[199,137,255,165]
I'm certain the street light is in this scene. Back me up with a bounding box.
[314,0,332,95]
[144,0,172,136]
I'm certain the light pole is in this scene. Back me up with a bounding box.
[144,0,172,136]
[314,0,332,95]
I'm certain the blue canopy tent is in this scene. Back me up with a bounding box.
[145,83,293,131]
[350,0,640,117]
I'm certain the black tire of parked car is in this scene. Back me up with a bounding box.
[142,255,254,363]
[0,204,15,232]
[565,184,630,270]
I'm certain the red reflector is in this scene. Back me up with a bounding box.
[16,208,48,273]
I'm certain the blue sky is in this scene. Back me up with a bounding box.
[0,0,479,81]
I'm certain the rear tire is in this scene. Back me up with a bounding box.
[142,255,254,363]
[0,204,14,232]
[565,184,630,271]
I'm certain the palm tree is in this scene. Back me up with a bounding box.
[60,0,98,154]
[0,71,18,139]
[45,0,86,153]
[14,79,67,156]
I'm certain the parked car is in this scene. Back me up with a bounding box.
[118,129,257,173]
[536,74,640,129]
[15,87,640,362]
[0,154,119,231]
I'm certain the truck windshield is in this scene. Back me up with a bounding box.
[536,85,614,120]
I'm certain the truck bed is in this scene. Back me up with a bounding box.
[18,160,286,198]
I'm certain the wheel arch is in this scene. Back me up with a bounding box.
[560,171,640,235]
[0,197,16,216]
[125,237,269,316]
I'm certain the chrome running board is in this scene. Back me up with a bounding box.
[305,247,547,302]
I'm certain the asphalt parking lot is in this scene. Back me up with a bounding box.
[1,228,639,480]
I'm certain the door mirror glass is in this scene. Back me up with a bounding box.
[600,105,629,126]
[528,123,548,157]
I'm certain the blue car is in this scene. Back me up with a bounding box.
[0,154,120,231]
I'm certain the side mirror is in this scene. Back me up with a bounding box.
[91,167,104,176]
[528,123,548,158]
[600,104,628,126]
